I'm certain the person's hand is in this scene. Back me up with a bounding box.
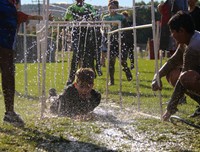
[162,110,172,121]
[151,77,162,91]
[48,13,54,21]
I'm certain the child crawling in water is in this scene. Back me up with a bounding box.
[48,68,101,119]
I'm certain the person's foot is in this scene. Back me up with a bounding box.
[125,69,132,81]
[189,106,200,118]
[108,80,114,86]
[178,96,187,104]
[3,111,25,127]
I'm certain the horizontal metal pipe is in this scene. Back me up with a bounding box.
[108,24,152,35]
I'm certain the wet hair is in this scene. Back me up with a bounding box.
[75,68,95,85]
[168,11,195,34]
[108,0,119,8]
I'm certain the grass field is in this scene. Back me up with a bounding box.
[0,56,200,151]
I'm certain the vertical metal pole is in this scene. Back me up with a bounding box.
[132,0,140,111]
[61,28,65,83]
[40,0,49,119]
[106,26,111,102]
[151,0,163,118]
[54,24,60,87]
[36,24,41,98]
[23,23,28,97]
[67,24,71,78]
[118,22,122,109]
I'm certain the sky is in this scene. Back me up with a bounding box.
[21,0,161,7]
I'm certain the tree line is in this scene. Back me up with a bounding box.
[21,1,161,44]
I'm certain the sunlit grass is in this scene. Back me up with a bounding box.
[9,54,200,117]
[0,55,199,151]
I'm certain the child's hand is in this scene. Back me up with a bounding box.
[48,13,54,21]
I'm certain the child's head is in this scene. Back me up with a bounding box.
[168,11,195,34]
[76,0,84,6]
[74,68,95,95]
[75,68,95,84]
[108,1,119,13]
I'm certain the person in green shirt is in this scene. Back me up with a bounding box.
[101,0,132,85]
[64,0,102,85]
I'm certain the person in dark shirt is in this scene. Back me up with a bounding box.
[158,0,188,56]
[48,68,101,118]
[0,0,25,127]
[64,0,102,85]
[188,0,200,31]
[121,11,134,70]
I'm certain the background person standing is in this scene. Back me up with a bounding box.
[188,0,200,31]
[101,0,132,85]
[0,0,24,127]
[64,0,102,85]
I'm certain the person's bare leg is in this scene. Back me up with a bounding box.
[180,70,200,94]
[166,67,181,87]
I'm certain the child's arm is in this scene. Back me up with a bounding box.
[87,90,101,111]
[27,15,43,20]
[28,13,53,21]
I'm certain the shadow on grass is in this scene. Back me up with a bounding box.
[0,126,116,152]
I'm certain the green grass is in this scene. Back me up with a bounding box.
[0,55,200,151]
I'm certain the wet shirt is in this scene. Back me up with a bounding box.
[102,13,127,31]
[58,84,101,117]
[64,3,97,21]
[166,31,200,114]
[101,13,128,54]
[0,0,17,49]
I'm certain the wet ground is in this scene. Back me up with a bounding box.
[90,102,178,151]
[36,100,196,152]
